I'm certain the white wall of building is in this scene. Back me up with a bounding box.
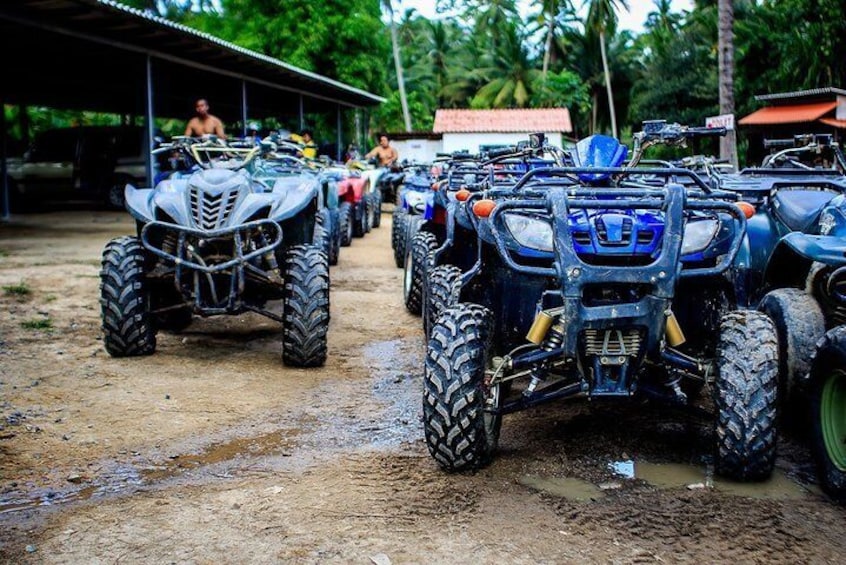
[391,139,443,164]
[442,132,564,154]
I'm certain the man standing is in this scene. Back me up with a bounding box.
[365,134,399,167]
[185,98,226,139]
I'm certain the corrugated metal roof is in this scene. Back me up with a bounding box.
[738,102,837,126]
[96,0,384,105]
[433,109,573,134]
[755,87,846,102]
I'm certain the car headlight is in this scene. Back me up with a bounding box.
[504,213,554,252]
[681,219,719,255]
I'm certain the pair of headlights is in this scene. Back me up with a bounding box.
[503,213,720,256]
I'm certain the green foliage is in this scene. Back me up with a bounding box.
[370,91,433,133]
[184,0,389,95]
[586,0,630,36]
[2,282,31,298]
[629,2,719,128]
[532,70,591,114]
[735,0,846,114]
[470,25,539,108]
[21,317,52,331]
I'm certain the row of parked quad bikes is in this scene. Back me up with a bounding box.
[99,121,846,502]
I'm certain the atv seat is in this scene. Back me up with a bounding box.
[772,189,837,232]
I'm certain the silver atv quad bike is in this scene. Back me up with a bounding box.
[99,138,330,367]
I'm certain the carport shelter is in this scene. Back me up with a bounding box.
[739,87,846,165]
[0,0,384,218]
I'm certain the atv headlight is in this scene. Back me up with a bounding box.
[405,191,427,213]
[504,213,554,252]
[681,219,720,255]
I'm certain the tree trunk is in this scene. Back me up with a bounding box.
[542,18,554,79]
[718,0,738,169]
[599,29,617,138]
[591,91,598,134]
[387,4,412,133]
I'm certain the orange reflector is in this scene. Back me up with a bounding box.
[737,201,755,219]
[473,199,496,218]
[455,189,471,202]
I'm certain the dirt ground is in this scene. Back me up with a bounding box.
[1,209,846,564]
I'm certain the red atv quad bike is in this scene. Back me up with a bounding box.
[336,174,371,245]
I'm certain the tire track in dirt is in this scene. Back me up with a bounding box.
[2,210,846,564]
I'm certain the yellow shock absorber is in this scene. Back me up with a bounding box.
[665,310,686,347]
[526,311,555,345]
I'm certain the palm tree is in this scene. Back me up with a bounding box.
[383,0,412,132]
[644,0,682,57]
[717,0,738,168]
[472,0,519,51]
[471,25,539,108]
[440,33,488,108]
[425,20,453,108]
[585,0,629,138]
[535,0,575,79]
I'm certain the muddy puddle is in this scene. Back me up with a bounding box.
[519,475,606,501]
[0,338,423,516]
[520,459,814,504]
[0,429,301,515]
[630,460,811,499]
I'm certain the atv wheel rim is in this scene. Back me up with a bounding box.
[821,370,846,471]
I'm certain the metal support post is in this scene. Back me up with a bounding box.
[144,55,156,187]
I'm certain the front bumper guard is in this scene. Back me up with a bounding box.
[140,219,284,314]
[140,219,283,273]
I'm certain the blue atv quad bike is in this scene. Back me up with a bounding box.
[100,138,330,367]
[422,134,780,482]
[421,137,579,332]
[720,134,846,500]
[406,142,563,317]
[392,165,436,269]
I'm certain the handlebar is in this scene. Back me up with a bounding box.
[629,122,728,168]
[485,146,519,159]
[684,126,727,138]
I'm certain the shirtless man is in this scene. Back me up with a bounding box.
[184,98,226,139]
[365,134,398,167]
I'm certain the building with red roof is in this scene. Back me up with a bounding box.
[433,108,573,154]
[739,87,846,163]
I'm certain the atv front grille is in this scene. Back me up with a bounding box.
[595,217,633,246]
[582,328,643,359]
[189,188,240,231]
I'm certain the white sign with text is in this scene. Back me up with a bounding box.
[705,114,735,131]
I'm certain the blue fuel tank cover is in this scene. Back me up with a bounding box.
[572,135,628,182]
